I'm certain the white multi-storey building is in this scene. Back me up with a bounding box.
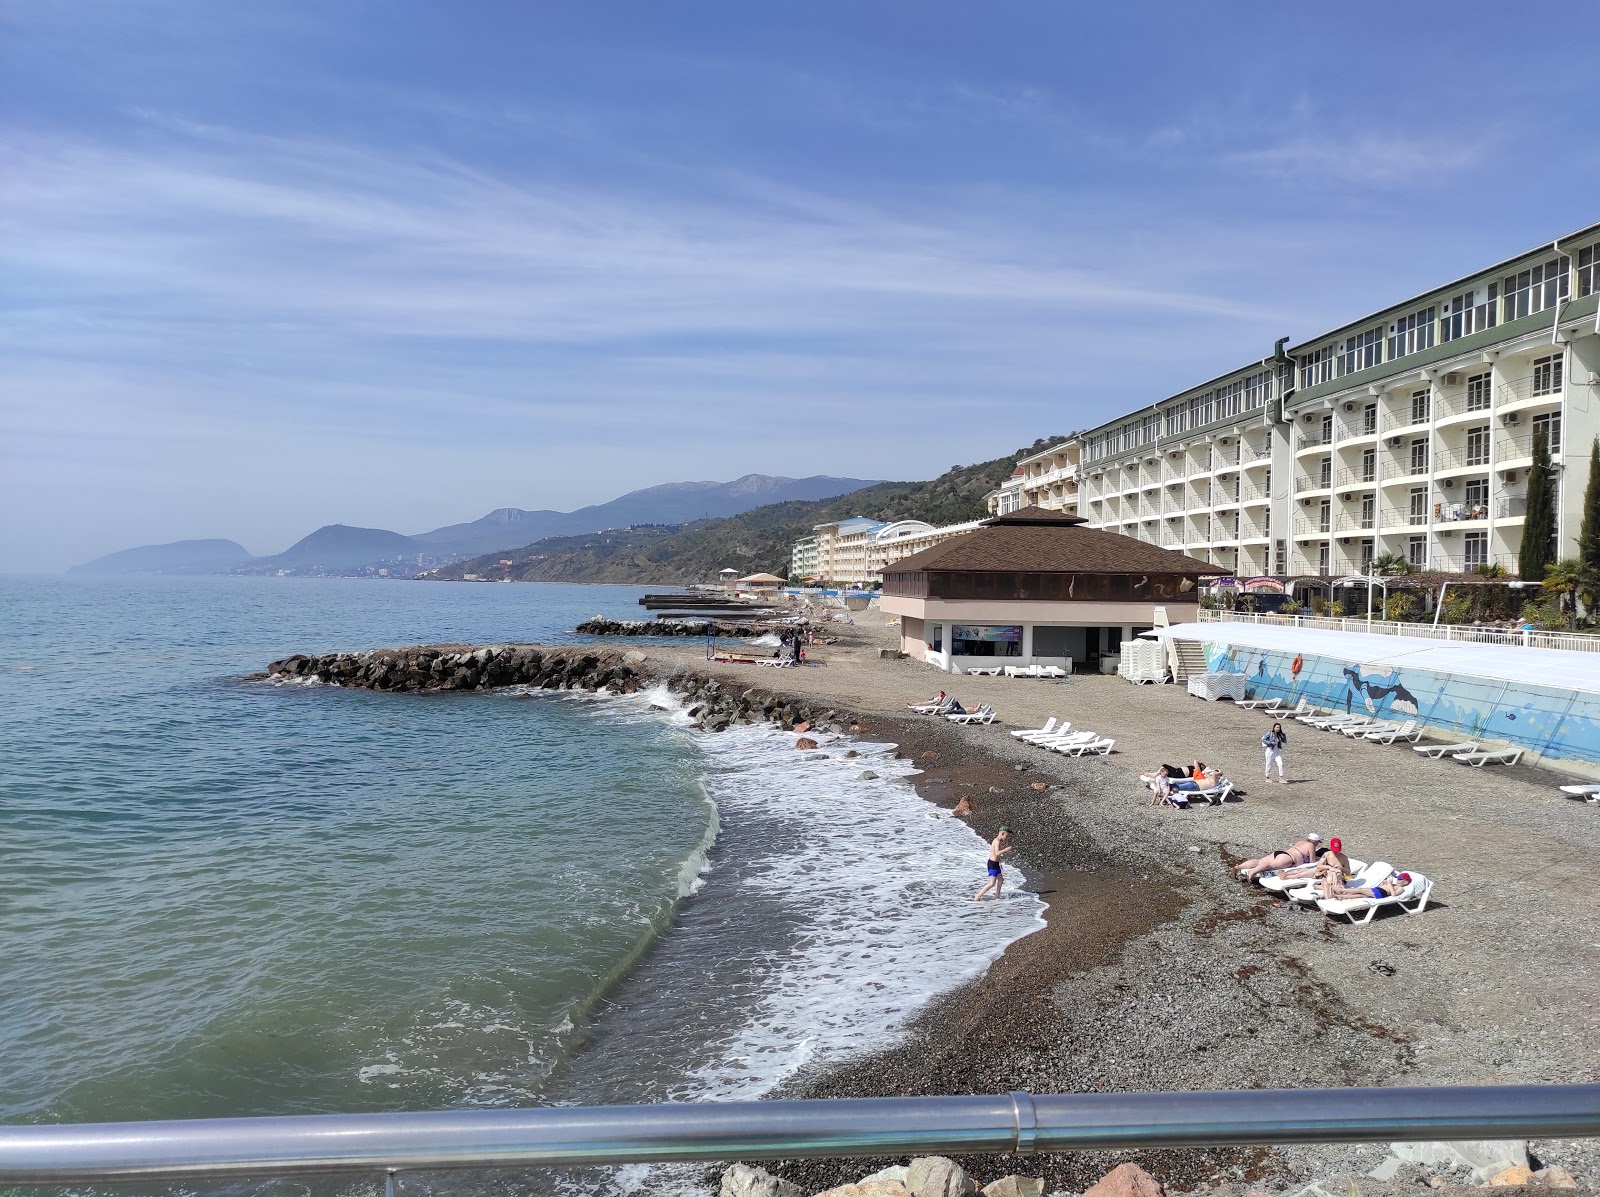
[1071,223,1600,580]
[799,516,984,588]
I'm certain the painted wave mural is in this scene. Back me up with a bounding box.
[1202,641,1600,769]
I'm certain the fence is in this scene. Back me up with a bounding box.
[2,1086,1597,1184]
[1197,609,1600,652]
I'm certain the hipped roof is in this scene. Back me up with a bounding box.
[738,572,786,583]
[886,506,1222,576]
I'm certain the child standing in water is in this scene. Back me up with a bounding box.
[973,826,1015,902]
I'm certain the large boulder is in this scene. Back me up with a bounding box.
[1372,1141,1529,1185]
[906,1156,975,1197]
[1082,1163,1166,1197]
[719,1163,804,1197]
[814,1183,911,1197]
[982,1178,1044,1197]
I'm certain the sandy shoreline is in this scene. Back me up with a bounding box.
[632,612,1600,1194]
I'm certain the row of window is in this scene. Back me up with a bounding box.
[1285,531,1494,576]
[1299,251,1593,389]
[1083,370,1275,461]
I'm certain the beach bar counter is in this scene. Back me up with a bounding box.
[880,507,1221,674]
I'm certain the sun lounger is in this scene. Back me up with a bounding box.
[1336,718,1391,737]
[1282,858,1389,903]
[1057,737,1114,756]
[1452,746,1523,767]
[1011,717,1057,741]
[1316,870,1433,925]
[1558,783,1600,799]
[1236,697,1277,710]
[964,665,1004,677]
[1036,730,1096,750]
[908,697,949,713]
[1035,665,1069,678]
[1259,857,1371,894]
[1362,719,1422,744]
[1265,697,1312,718]
[1413,740,1478,758]
[946,703,997,725]
[1299,712,1370,730]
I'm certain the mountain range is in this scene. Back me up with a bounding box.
[68,475,882,575]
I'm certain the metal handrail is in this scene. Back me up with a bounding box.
[2,1087,1598,1184]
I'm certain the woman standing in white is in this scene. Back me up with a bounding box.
[1262,722,1288,783]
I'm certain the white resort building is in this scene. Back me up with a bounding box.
[1069,222,1600,581]
[795,516,984,588]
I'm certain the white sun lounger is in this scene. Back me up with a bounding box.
[964,665,1004,677]
[1413,740,1478,758]
[1452,746,1523,767]
[1316,870,1433,925]
[1362,719,1422,744]
[1266,697,1312,718]
[1010,717,1057,741]
[946,703,997,725]
[1283,858,1388,903]
[1300,712,1370,730]
[908,697,952,713]
[1057,737,1115,756]
[1235,696,1276,710]
[1039,733,1097,752]
[1259,857,1371,894]
[1558,783,1600,801]
[1332,717,1389,736]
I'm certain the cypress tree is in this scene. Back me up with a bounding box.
[1519,429,1556,581]
[1580,436,1600,579]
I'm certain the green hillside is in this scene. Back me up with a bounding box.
[434,441,1059,585]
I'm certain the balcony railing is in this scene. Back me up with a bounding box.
[1334,513,1376,534]
[1432,391,1495,422]
[1334,467,1378,489]
[1296,427,1335,449]
[1496,495,1527,519]
[1294,473,1333,493]
[1381,458,1430,481]
[1238,441,1271,465]
[1495,431,1562,461]
[1496,372,1564,407]
[1433,499,1490,524]
[1433,443,1492,473]
[1334,417,1379,442]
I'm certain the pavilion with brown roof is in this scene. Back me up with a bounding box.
[880,506,1222,673]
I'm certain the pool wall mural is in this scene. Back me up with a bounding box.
[1202,641,1600,769]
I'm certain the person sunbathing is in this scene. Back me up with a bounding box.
[1140,760,1199,785]
[1237,834,1322,880]
[1322,867,1413,901]
[1270,836,1350,883]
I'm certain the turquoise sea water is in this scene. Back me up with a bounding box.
[0,575,1043,1177]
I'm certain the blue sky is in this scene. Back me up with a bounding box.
[3,2,1597,570]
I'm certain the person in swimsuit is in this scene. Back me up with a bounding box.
[1271,836,1350,884]
[1237,833,1322,880]
[972,826,1015,903]
[1323,867,1412,902]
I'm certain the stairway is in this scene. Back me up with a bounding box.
[1167,638,1209,683]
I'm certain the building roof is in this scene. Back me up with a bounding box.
[885,506,1222,575]
[737,572,786,584]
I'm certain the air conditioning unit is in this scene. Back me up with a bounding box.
[1340,537,1351,545]
[1502,470,1518,483]
[1299,497,1310,506]
[1504,411,1521,424]
[1343,401,1355,412]
[1387,436,1403,446]
[1443,478,1455,489]
[1444,372,1460,386]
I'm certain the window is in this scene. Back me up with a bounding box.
[1318,498,1330,532]
[1581,245,1599,298]
[1300,346,1334,389]
[1274,540,1287,574]
[1442,284,1497,341]
[1360,446,1376,482]
[1531,352,1564,396]
[1406,535,1427,567]
[1338,327,1383,375]
[1142,414,1160,444]
[1409,487,1428,524]
[1532,412,1562,456]
[1360,539,1375,573]
[1388,306,1436,359]
[1163,405,1185,437]
[1362,402,1377,434]
[1466,425,1490,467]
[1360,494,1375,528]
[1464,532,1487,570]
[1189,392,1213,428]
[1503,256,1569,320]
[1465,478,1489,516]
[1318,543,1330,574]
[1466,372,1491,411]
[1410,387,1431,424]
[1410,437,1429,474]
[1244,370,1272,409]
[1217,380,1243,418]
[1319,456,1332,487]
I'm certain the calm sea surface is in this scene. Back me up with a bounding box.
[0,576,1042,1157]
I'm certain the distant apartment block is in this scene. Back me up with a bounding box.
[796,516,983,588]
[1054,223,1600,580]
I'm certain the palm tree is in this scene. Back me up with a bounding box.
[1371,552,1412,577]
[1542,558,1585,630]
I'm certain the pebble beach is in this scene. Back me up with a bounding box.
[636,611,1600,1196]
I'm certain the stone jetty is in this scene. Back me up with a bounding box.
[261,644,840,735]
[575,617,785,638]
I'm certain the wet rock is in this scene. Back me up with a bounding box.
[906,1156,975,1197]
[1082,1163,1166,1197]
[795,737,819,750]
[845,750,860,758]
[859,770,879,781]
[720,1163,805,1197]
[794,721,812,734]
[814,1183,911,1197]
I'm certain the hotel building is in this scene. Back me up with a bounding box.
[797,516,984,588]
[1070,223,1600,580]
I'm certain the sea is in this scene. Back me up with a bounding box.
[0,575,1044,1190]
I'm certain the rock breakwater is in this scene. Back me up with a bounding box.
[265,644,645,694]
[577,617,787,638]
[261,644,844,736]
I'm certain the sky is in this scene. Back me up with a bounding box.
[3,2,1598,571]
